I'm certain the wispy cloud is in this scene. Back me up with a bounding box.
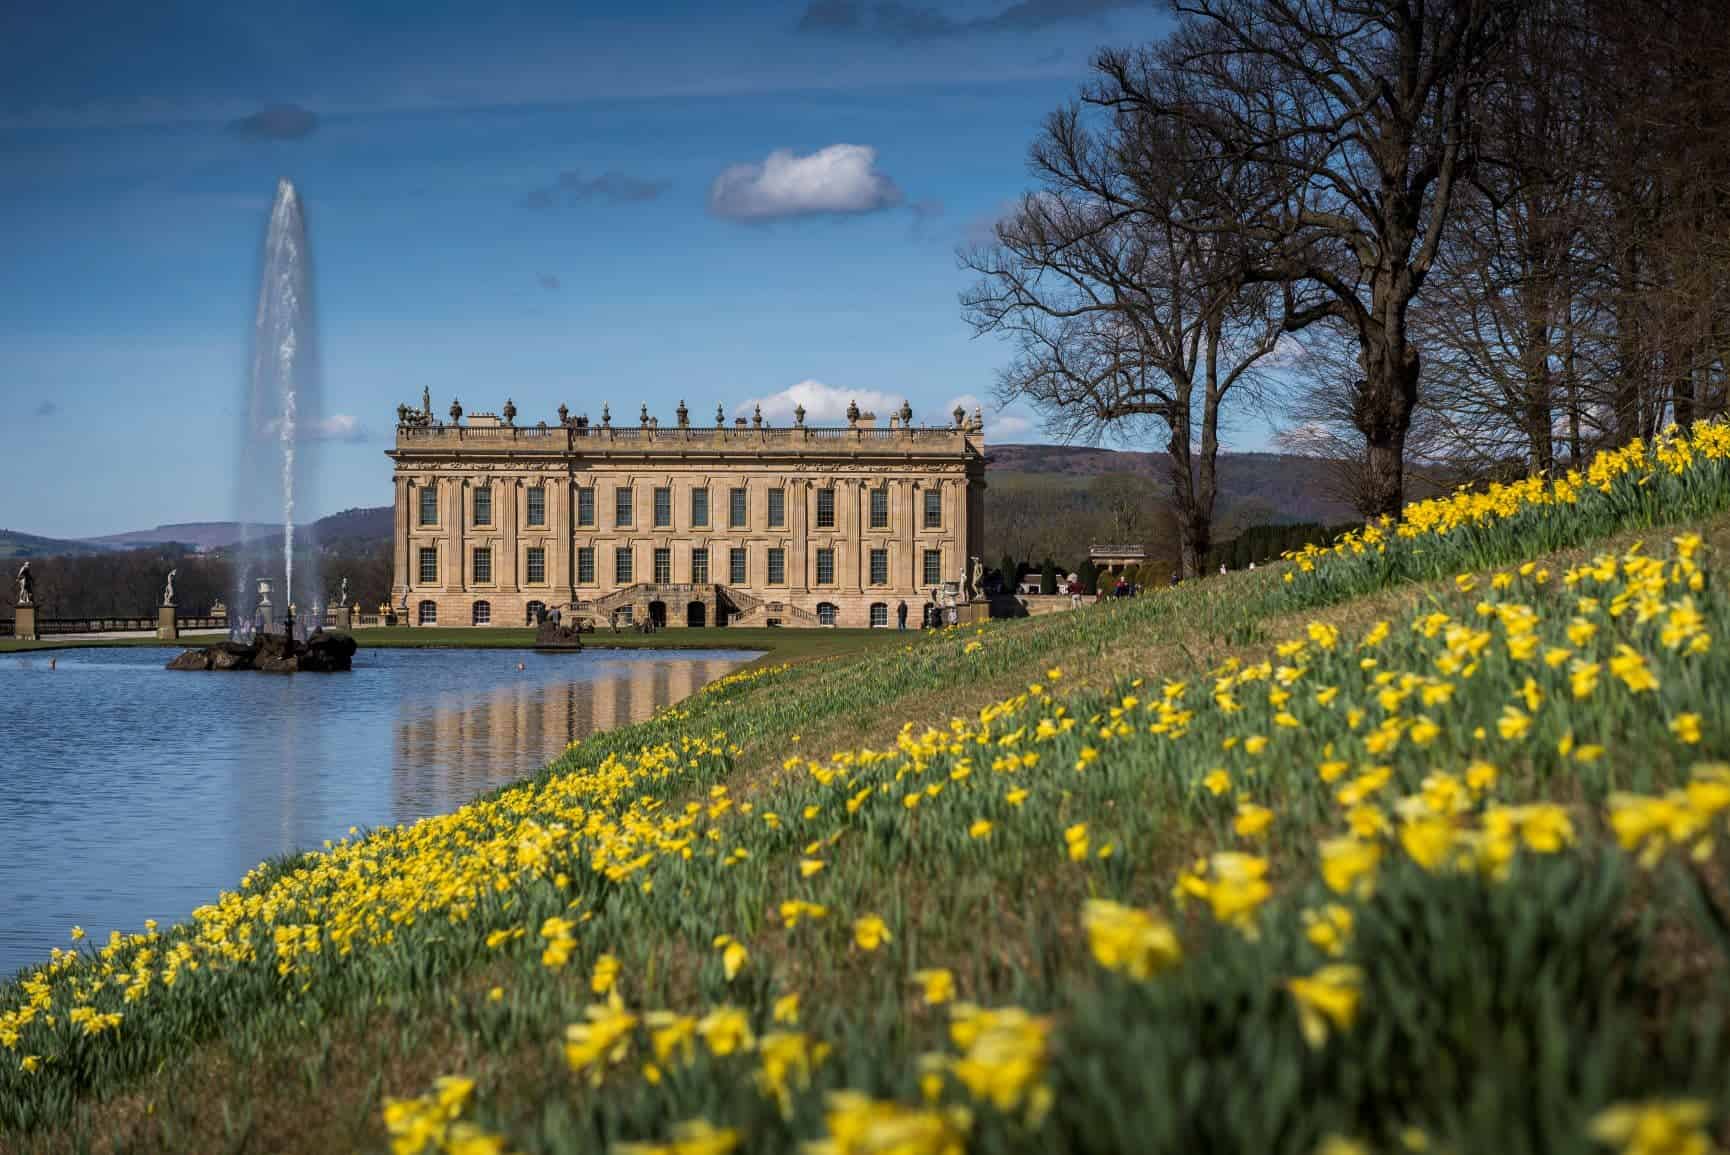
[797,0,1140,38]
[536,272,561,292]
[709,144,902,222]
[33,400,59,418]
[309,414,365,442]
[229,103,318,140]
[521,169,669,210]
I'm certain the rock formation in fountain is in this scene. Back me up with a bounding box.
[233,178,323,632]
[168,630,357,673]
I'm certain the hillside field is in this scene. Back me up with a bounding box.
[5,426,1730,1154]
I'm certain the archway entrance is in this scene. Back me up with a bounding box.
[686,601,707,628]
[648,600,668,629]
[715,602,731,627]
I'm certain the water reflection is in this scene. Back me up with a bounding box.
[391,657,732,819]
[0,647,756,976]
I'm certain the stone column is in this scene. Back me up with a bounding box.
[552,475,572,601]
[447,475,465,595]
[501,477,519,591]
[843,478,862,593]
[790,479,808,592]
[899,476,916,595]
[948,477,961,591]
[15,603,39,641]
[392,476,410,604]
[157,604,178,640]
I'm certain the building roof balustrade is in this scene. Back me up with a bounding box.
[393,421,982,454]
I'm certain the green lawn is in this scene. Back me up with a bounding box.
[0,633,222,654]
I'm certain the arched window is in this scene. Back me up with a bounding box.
[471,601,491,626]
[418,600,438,626]
[869,602,889,628]
[816,602,838,626]
[525,600,547,625]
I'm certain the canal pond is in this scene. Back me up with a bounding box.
[0,645,758,975]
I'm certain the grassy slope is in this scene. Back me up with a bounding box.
[11,496,1730,1154]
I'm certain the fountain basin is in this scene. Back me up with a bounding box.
[168,630,356,673]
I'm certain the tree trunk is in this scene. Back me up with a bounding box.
[1353,331,1421,518]
[1522,310,1555,472]
[1562,292,1583,463]
[1165,391,1206,580]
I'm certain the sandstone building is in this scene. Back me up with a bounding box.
[387,396,987,629]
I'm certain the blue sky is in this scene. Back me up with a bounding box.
[0,0,1280,538]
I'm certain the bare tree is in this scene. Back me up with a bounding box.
[1106,0,1518,516]
[962,62,1282,578]
[1415,0,1595,472]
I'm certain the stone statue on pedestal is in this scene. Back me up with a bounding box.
[338,577,349,609]
[969,556,984,602]
[14,561,32,605]
[162,568,177,607]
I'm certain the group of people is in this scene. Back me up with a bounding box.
[1058,573,1143,607]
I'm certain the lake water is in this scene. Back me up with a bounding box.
[0,645,757,977]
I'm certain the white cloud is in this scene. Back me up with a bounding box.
[944,393,1036,439]
[309,414,365,442]
[731,381,1035,435]
[1263,333,1312,370]
[708,144,903,221]
[735,379,903,424]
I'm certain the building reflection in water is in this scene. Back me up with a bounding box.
[391,656,744,821]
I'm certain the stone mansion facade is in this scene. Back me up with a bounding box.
[387,397,987,629]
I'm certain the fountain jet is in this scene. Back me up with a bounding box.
[234,179,322,637]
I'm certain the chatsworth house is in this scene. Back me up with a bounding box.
[387,395,987,629]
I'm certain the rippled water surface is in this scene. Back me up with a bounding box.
[0,646,757,975]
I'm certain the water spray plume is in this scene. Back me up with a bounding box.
[235,178,323,635]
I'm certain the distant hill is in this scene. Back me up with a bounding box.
[3,507,395,561]
[0,528,115,560]
[983,442,1370,573]
[86,522,270,551]
[987,443,1360,527]
[314,506,393,547]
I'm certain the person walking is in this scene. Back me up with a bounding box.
[897,600,908,630]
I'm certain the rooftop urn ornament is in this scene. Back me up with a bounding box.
[502,398,517,425]
[716,403,726,428]
[449,398,463,424]
[847,398,861,426]
[677,399,689,428]
[794,403,806,427]
[972,404,983,431]
[640,402,650,427]
[601,403,612,428]
[753,403,763,429]
[952,403,966,428]
[557,402,569,425]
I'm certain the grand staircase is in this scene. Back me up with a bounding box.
[581,583,787,628]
